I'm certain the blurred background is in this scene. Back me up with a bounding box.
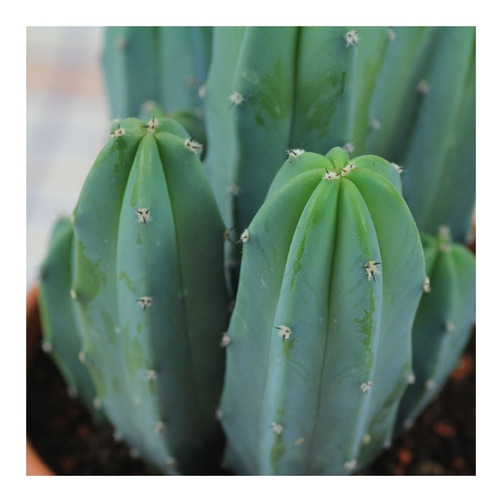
[26,27,111,290]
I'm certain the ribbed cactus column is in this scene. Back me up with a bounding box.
[70,117,230,474]
[219,147,426,475]
[39,216,101,419]
[395,228,476,434]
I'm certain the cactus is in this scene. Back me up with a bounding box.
[364,27,476,242]
[219,147,427,474]
[34,26,476,476]
[39,216,100,419]
[69,116,230,474]
[203,27,475,245]
[102,27,212,119]
[395,228,476,434]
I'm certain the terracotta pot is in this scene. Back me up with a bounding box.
[26,285,54,476]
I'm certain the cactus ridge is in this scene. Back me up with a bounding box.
[395,229,476,433]
[39,216,101,418]
[220,147,426,474]
[70,116,229,473]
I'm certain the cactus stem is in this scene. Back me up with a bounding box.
[360,381,373,393]
[341,162,356,176]
[344,30,359,48]
[364,261,381,282]
[423,276,431,293]
[274,325,292,341]
[185,137,203,153]
[323,169,340,181]
[344,459,357,472]
[270,422,283,435]
[229,90,244,106]
[220,332,231,348]
[137,296,153,310]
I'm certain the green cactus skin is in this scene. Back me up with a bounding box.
[39,216,101,420]
[395,229,475,434]
[364,27,475,242]
[219,147,426,475]
[102,27,212,120]
[70,117,230,474]
[102,27,160,119]
[203,27,298,234]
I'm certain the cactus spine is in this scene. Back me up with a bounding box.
[69,117,229,473]
[395,228,476,433]
[219,147,426,474]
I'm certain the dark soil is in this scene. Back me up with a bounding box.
[26,331,475,476]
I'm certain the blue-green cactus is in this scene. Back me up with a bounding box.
[39,216,101,420]
[219,147,426,474]
[102,27,212,120]
[69,116,230,474]
[395,228,476,434]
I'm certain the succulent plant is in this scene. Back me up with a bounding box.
[219,147,427,474]
[41,116,230,474]
[39,216,100,419]
[35,26,476,476]
[102,26,212,119]
[395,227,476,434]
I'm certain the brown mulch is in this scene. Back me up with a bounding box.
[26,331,475,476]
